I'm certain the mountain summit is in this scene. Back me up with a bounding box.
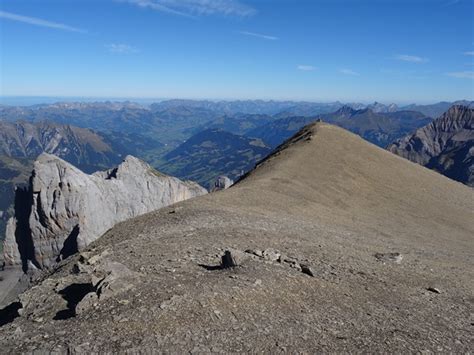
[0,123,472,353]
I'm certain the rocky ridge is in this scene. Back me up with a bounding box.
[2,153,207,270]
[388,105,474,186]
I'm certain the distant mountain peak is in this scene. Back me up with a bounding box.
[335,105,357,116]
[388,105,473,186]
[446,104,472,115]
[367,102,399,113]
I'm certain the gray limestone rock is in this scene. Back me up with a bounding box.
[262,249,281,262]
[3,154,207,270]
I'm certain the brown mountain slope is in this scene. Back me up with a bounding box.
[0,123,473,353]
[0,120,121,173]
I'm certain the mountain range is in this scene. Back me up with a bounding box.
[402,100,473,118]
[150,99,344,116]
[1,121,471,352]
[321,107,432,147]
[246,107,431,149]
[1,99,469,155]
[0,120,123,173]
[388,105,473,187]
[0,100,471,249]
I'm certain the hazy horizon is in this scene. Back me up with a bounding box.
[1,95,472,108]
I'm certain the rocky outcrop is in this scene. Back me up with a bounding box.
[388,105,474,186]
[210,176,234,192]
[3,154,207,270]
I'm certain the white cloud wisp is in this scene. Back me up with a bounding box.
[0,10,87,33]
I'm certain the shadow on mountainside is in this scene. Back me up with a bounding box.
[13,185,40,272]
[54,283,94,320]
[0,302,22,327]
[57,225,80,262]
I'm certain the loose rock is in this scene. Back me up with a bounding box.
[262,249,281,262]
[300,264,315,277]
[374,252,403,264]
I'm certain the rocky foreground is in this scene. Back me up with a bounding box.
[0,123,473,353]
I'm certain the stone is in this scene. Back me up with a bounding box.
[3,154,207,270]
[283,257,302,271]
[374,252,403,264]
[427,287,441,294]
[300,264,315,277]
[94,261,139,301]
[227,249,251,266]
[221,251,237,268]
[75,292,99,315]
[262,249,281,262]
[245,249,263,257]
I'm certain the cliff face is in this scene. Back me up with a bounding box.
[3,154,207,270]
[388,105,474,186]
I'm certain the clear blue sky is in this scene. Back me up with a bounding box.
[1,0,473,103]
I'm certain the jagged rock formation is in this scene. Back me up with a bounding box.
[2,154,207,270]
[388,105,474,186]
[401,100,473,118]
[0,121,165,247]
[0,123,472,353]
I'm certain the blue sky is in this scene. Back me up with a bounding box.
[1,0,473,103]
